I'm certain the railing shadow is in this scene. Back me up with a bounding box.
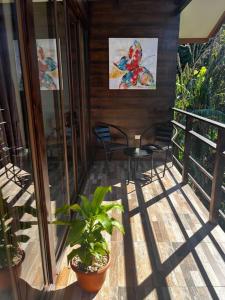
[11,160,225,300]
[167,167,225,262]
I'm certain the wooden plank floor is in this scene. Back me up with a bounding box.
[0,163,44,291]
[48,161,225,300]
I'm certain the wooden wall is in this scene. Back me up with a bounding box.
[89,0,180,147]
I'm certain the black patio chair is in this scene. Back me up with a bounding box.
[140,122,174,177]
[93,123,129,164]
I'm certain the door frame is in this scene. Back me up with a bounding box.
[16,0,56,286]
[66,3,87,189]
[12,0,89,292]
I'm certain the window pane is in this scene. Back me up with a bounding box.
[57,1,76,200]
[32,0,69,252]
[0,1,44,299]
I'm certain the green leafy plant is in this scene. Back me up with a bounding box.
[54,186,124,268]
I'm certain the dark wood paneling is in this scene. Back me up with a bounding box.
[89,0,180,146]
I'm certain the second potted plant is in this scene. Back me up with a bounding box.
[54,186,124,293]
[0,191,25,290]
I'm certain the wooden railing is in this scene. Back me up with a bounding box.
[172,107,225,223]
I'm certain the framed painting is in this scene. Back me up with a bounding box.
[109,38,158,90]
[36,39,59,90]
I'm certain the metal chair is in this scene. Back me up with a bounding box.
[140,122,174,177]
[93,123,128,164]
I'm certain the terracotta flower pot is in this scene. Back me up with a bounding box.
[71,256,111,293]
[0,249,25,291]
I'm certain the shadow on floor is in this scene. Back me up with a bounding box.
[7,161,225,300]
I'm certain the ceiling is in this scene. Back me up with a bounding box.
[179,0,225,42]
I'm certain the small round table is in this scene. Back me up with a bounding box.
[123,147,153,181]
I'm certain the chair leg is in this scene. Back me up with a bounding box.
[128,157,131,183]
[163,150,168,177]
[151,154,154,181]
[109,152,113,161]
[105,151,110,171]
[171,149,174,167]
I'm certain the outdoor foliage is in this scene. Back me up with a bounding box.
[175,25,225,217]
[176,25,225,113]
[54,186,124,267]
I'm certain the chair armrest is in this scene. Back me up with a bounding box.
[98,122,129,146]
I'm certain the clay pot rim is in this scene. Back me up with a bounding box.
[70,254,111,275]
[0,248,25,271]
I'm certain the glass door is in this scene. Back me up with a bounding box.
[56,1,77,200]
[0,1,45,298]
[67,8,86,188]
[32,0,70,254]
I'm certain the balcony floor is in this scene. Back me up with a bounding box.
[49,161,225,300]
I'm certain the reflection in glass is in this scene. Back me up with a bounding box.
[57,1,76,200]
[0,1,44,299]
[67,14,85,187]
[33,0,69,252]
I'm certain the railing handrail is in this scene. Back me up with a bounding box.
[172,107,225,223]
[173,107,225,129]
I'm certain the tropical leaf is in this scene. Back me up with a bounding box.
[101,203,124,213]
[96,213,113,234]
[67,248,80,264]
[111,218,125,234]
[67,219,86,246]
[55,204,71,215]
[92,186,112,212]
[80,195,92,217]
[52,219,71,226]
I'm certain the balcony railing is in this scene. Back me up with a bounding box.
[172,107,225,224]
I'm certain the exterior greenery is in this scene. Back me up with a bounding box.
[54,186,124,267]
[176,25,225,112]
[175,25,225,217]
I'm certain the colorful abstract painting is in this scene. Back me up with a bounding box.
[109,38,158,90]
[36,39,59,90]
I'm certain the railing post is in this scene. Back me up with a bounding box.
[182,115,192,183]
[209,128,225,223]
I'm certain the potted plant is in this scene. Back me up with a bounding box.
[54,186,124,293]
[0,190,25,290]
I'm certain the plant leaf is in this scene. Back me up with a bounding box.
[92,186,112,213]
[101,203,124,213]
[111,218,125,234]
[69,247,92,266]
[80,195,92,217]
[67,248,80,264]
[67,219,86,246]
[92,242,107,257]
[55,203,81,216]
[52,219,71,226]
[70,204,81,213]
[55,204,71,215]
[96,213,113,234]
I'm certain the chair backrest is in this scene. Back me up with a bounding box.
[155,123,173,144]
[94,125,111,143]
[140,122,173,146]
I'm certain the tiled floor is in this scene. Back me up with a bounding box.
[48,161,225,300]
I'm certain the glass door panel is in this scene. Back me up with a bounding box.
[0,1,44,298]
[67,9,86,187]
[56,1,77,200]
[32,0,69,253]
